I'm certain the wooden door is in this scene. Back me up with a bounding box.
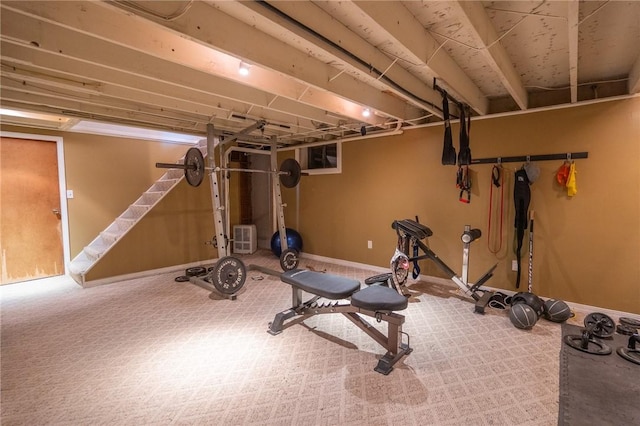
[0,137,64,284]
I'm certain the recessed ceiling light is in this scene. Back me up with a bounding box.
[238,61,250,76]
[362,108,371,118]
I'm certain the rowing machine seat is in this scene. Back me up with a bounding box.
[392,219,433,239]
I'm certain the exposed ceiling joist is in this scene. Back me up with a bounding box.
[96,0,420,126]
[350,0,489,115]
[1,0,638,144]
[629,54,640,94]
[0,14,348,132]
[216,0,443,119]
[452,0,528,110]
[3,0,402,127]
[0,44,334,135]
[567,0,580,103]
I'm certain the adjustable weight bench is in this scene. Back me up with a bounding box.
[268,269,412,375]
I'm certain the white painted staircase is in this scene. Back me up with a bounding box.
[68,142,206,285]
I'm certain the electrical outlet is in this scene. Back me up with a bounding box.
[66,190,74,199]
[367,240,373,249]
[511,260,518,271]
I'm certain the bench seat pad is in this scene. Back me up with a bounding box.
[351,285,408,311]
[281,269,360,299]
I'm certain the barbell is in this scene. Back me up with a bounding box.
[156,147,302,188]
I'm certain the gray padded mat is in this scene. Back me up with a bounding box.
[559,323,640,425]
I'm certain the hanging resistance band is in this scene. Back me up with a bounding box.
[513,168,531,288]
[487,165,504,253]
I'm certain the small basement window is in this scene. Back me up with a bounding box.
[297,142,341,175]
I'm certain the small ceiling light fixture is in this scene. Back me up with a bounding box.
[238,61,250,76]
[362,108,371,118]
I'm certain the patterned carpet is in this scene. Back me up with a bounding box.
[1,251,566,425]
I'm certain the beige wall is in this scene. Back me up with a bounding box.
[61,132,189,256]
[3,97,639,313]
[285,98,640,314]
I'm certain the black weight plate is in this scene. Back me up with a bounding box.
[280,248,299,271]
[619,317,640,328]
[184,147,205,187]
[211,256,246,295]
[616,324,638,336]
[365,273,392,286]
[279,158,301,188]
[174,275,190,282]
[185,266,207,277]
[584,312,615,338]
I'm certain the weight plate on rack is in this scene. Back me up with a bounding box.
[584,312,615,338]
[174,275,190,282]
[280,248,299,271]
[184,147,205,187]
[279,158,301,188]
[211,256,246,295]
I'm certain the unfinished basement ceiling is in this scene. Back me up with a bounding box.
[1,0,639,146]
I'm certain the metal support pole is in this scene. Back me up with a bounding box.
[207,123,228,259]
[271,137,289,252]
[461,225,470,285]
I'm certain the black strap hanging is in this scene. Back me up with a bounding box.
[513,168,531,288]
[441,91,456,165]
[458,105,471,166]
[412,215,421,278]
[488,165,505,254]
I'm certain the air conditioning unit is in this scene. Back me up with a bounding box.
[233,225,257,254]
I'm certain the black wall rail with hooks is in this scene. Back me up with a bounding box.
[470,152,589,165]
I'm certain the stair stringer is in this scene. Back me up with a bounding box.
[68,142,207,285]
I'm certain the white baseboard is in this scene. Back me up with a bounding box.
[80,251,637,320]
[82,259,218,288]
[299,252,638,320]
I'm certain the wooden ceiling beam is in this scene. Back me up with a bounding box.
[452,0,528,111]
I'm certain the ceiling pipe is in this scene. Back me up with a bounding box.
[277,121,403,151]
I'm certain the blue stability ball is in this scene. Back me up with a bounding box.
[270,228,303,257]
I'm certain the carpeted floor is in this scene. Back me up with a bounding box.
[2,252,570,425]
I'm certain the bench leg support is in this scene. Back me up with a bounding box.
[343,311,412,374]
